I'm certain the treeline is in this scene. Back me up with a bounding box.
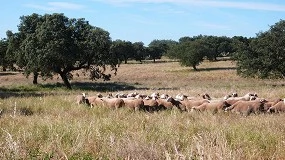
[0,13,284,89]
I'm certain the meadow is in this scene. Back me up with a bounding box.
[0,59,285,159]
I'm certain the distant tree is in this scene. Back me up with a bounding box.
[168,39,210,70]
[0,38,9,71]
[235,20,285,78]
[132,42,145,63]
[147,39,169,62]
[200,36,233,61]
[7,13,119,89]
[111,40,135,64]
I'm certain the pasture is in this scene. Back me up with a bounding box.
[0,59,285,159]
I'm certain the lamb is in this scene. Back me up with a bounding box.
[191,100,231,113]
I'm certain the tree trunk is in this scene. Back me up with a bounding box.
[153,58,156,63]
[192,65,198,71]
[33,72,38,84]
[60,73,72,89]
[2,66,6,71]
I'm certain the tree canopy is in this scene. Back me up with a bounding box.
[6,13,119,89]
[234,19,285,79]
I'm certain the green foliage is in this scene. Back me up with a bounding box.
[167,39,210,70]
[7,13,119,89]
[0,38,8,70]
[235,19,285,79]
[111,40,135,64]
[147,39,176,62]
[132,42,145,62]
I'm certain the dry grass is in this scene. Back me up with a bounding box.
[0,59,285,159]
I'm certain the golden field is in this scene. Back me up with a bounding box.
[0,59,285,159]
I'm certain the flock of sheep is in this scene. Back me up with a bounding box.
[76,91,285,116]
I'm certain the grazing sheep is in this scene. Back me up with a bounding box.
[123,98,144,111]
[267,99,285,113]
[160,93,169,99]
[100,97,125,109]
[191,100,231,113]
[225,92,257,101]
[143,96,159,112]
[261,98,283,111]
[180,99,210,112]
[223,92,238,100]
[150,92,159,99]
[225,99,267,116]
[76,93,88,105]
[166,97,186,111]
[175,93,188,101]
[115,93,128,98]
[86,96,103,108]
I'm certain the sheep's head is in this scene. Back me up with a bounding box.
[97,93,103,98]
[232,92,238,97]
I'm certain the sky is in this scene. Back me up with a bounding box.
[1,0,285,45]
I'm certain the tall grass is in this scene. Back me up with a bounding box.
[0,60,285,159]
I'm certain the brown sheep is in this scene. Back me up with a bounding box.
[180,99,210,112]
[86,96,103,108]
[123,98,144,111]
[155,97,185,111]
[143,97,159,112]
[166,97,186,112]
[191,100,231,113]
[225,99,267,116]
[100,97,125,109]
[262,98,283,111]
[76,93,88,105]
[267,99,285,113]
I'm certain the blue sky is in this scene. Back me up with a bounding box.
[1,0,285,45]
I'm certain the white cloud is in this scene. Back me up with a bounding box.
[93,0,285,12]
[24,2,85,11]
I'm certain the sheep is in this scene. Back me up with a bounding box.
[223,92,238,100]
[267,99,285,113]
[76,93,88,105]
[115,93,128,98]
[150,92,159,99]
[225,99,267,116]
[180,99,210,112]
[260,98,283,111]
[160,93,169,99]
[225,92,257,101]
[123,98,144,111]
[191,100,231,114]
[143,96,159,112]
[86,96,103,108]
[166,97,186,112]
[99,97,125,109]
[175,93,188,101]
[156,97,176,111]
